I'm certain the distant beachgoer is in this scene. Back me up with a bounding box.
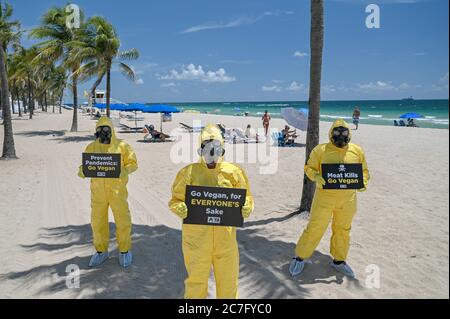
[407,118,419,127]
[352,107,361,130]
[262,110,271,136]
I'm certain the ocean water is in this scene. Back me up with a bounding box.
[155,99,449,129]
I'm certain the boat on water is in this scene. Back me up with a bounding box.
[402,96,415,101]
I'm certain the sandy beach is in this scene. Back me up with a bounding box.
[0,109,448,299]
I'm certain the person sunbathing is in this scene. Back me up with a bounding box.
[245,124,259,143]
[282,125,297,144]
[144,125,168,141]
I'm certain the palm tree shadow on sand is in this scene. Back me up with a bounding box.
[1,215,362,298]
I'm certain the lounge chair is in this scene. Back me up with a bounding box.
[399,120,406,127]
[119,123,144,133]
[179,122,204,132]
[226,128,260,144]
[126,114,145,121]
[394,120,399,126]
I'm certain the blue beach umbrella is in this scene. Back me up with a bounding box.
[94,103,129,111]
[142,104,181,131]
[142,104,181,114]
[399,112,423,119]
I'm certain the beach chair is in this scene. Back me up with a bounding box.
[229,129,259,144]
[271,132,284,146]
[179,122,204,132]
[399,120,406,127]
[119,123,144,133]
[394,120,399,126]
[272,131,296,147]
[126,114,145,121]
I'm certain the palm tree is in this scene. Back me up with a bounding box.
[14,47,38,119]
[71,16,139,117]
[299,0,324,212]
[30,6,85,131]
[0,1,19,159]
[47,65,66,114]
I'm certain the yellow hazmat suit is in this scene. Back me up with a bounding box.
[295,119,370,262]
[79,117,138,253]
[169,124,254,299]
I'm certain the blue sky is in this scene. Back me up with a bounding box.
[9,0,450,102]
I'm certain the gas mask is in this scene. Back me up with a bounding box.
[198,139,225,165]
[331,126,350,148]
[95,126,112,144]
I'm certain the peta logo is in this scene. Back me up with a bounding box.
[207,217,221,224]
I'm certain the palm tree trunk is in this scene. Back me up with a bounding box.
[70,72,78,132]
[106,62,111,118]
[27,76,33,119]
[59,88,63,114]
[0,45,17,159]
[10,91,15,114]
[89,73,105,108]
[44,91,48,112]
[22,91,27,114]
[16,87,21,117]
[299,0,324,213]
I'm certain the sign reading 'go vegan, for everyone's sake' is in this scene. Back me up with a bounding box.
[184,185,246,227]
[82,153,121,178]
[321,163,364,190]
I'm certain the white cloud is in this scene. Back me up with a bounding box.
[322,84,337,93]
[293,51,308,58]
[432,72,449,91]
[440,72,449,84]
[159,64,236,83]
[181,10,293,33]
[357,81,396,91]
[135,78,144,85]
[286,81,304,91]
[161,82,176,88]
[262,85,282,92]
[132,62,159,76]
[355,81,422,92]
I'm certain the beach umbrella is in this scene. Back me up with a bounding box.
[399,112,423,119]
[142,104,181,132]
[281,107,308,131]
[94,103,128,111]
[120,103,148,129]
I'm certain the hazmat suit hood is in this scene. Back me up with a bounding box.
[96,116,117,143]
[198,124,225,166]
[328,119,352,145]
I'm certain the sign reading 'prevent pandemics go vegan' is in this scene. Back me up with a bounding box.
[82,153,121,178]
[184,185,246,227]
[321,163,364,190]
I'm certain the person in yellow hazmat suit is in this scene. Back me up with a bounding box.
[289,119,370,278]
[168,124,254,299]
[78,116,138,268]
